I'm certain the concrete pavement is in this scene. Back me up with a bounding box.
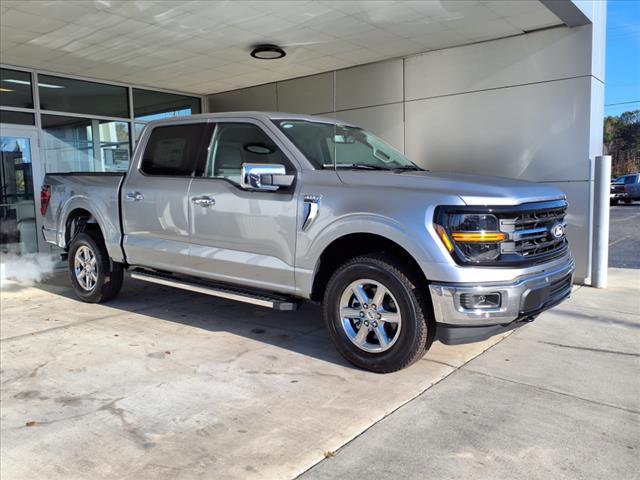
[1,273,508,480]
[300,268,640,480]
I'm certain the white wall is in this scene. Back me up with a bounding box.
[207,18,606,284]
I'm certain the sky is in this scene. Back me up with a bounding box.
[604,0,640,117]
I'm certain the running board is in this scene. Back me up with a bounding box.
[130,270,299,311]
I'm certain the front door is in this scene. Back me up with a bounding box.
[188,122,299,294]
[0,126,48,255]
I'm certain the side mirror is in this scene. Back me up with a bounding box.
[240,163,295,191]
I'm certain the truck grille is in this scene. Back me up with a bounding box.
[499,200,569,264]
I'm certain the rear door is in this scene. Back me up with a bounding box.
[122,122,214,272]
[187,120,299,293]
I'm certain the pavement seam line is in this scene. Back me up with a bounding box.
[536,341,640,357]
[464,369,640,415]
[295,336,513,478]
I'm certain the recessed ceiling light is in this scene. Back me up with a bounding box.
[250,44,286,60]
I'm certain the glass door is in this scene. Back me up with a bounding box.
[0,126,46,255]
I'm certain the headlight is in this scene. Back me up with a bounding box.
[434,212,506,263]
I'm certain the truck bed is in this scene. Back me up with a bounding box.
[41,172,126,263]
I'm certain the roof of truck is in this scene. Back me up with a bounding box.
[145,111,358,128]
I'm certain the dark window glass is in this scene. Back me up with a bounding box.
[41,114,130,173]
[624,175,638,184]
[203,123,292,184]
[141,123,212,176]
[0,110,35,125]
[38,75,129,118]
[1,69,34,108]
[133,89,201,121]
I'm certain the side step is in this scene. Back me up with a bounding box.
[129,269,299,311]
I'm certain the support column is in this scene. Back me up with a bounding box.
[591,155,611,288]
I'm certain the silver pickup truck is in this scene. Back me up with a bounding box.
[41,112,575,372]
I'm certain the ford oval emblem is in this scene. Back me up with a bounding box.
[550,222,565,239]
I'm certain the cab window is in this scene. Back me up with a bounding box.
[202,123,293,185]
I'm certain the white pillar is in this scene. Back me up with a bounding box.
[591,155,611,288]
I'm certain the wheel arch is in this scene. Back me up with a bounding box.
[310,232,429,302]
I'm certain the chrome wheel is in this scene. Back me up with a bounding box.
[339,279,402,353]
[74,245,98,291]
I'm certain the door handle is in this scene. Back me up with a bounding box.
[191,196,215,207]
[126,191,144,201]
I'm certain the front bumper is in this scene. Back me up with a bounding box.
[429,257,575,344]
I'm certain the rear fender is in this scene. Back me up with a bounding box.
[59,196,124,263]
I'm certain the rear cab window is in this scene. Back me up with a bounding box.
[141,123,213,176]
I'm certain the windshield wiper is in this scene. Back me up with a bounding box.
[336,163,391,170]
[392,165,424,172]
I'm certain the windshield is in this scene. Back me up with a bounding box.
[274,120,420,170]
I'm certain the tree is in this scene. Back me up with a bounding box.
[604,110,640,177]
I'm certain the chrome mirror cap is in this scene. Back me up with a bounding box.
[240,163,293,191]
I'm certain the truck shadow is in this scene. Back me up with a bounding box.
[30,272,360,371]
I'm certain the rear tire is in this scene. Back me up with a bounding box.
[68,231,123,303]
[610,198,619,206]
[322,254,434,373]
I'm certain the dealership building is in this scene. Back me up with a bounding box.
[0,0,606,284]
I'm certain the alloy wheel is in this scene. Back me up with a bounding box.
[339,279,402,353]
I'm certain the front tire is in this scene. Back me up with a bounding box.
[68,231,123,303]
[322,254,434,373]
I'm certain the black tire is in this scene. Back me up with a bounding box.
[68,231,123,303]
[623,199,633,204]
[322,254,434,373]
[610,198,619,206]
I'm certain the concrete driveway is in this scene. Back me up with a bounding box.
[1,273,507,480]
[301,268,640,479]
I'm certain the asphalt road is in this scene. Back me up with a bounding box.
[609,202,640,269]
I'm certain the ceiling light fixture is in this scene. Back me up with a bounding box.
[250,44,286,60]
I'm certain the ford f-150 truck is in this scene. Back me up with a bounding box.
[41,112,575,373]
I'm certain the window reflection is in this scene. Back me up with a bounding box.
[133,88,200,121]
[1,136,37,254]
[41,115,130,173]
[38,75,129,118]
[0,68,34,109]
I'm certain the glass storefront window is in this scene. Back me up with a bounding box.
[1,136,37,254]
[133,88,200,121]
[38,75,129,118]
[41,114,130,173]
[0,110,35,126]
[1,69,34,109]
[134,122,146,142]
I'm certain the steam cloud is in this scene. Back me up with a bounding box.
[0,253,58,288]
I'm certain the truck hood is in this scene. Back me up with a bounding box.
[336,170,566,206]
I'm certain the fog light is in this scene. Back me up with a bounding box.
[460,292,501,310]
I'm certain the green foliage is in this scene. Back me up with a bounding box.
[604,110,640,177]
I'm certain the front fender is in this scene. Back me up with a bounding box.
[294,213,436,297]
